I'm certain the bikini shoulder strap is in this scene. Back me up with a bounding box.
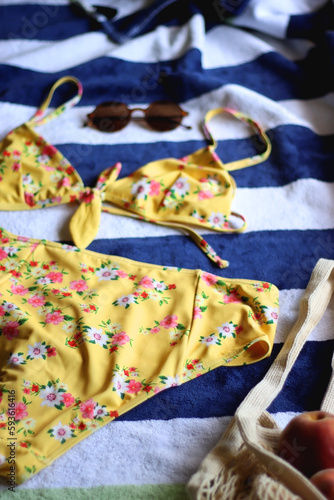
[27,76,83,127]
[203,107,272,171]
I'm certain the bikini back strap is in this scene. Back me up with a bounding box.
[27,76,83,127]
[102,205,248,269]
[203,107,272,171]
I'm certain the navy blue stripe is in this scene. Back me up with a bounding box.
[85,230,334,290]
[0,4,95,41]
[116,340,333,421]
[0,2,256,44]
[0,47,331,106]
[287,0,334,42]
[0,3,202,42]
[0,2,226,42]
[56,125,334,189]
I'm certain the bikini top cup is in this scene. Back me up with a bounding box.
[0,76,272,268]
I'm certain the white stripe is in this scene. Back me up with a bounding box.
[0,15,202,70]
[235,179,334,232]
[230,0,327,39]
[1,15,205,70]
[253,32,314,61]
[0,17,313,72]
[0,39,52,60]
[1,179,333,241]
[1,88,333,146]
[0,411,296,490]
[276,289,334,343]
[203,25,313,68]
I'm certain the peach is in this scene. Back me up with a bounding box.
[310,469,334,499]
[277,411,334,478]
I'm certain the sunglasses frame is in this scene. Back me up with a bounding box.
[86,100,190,132]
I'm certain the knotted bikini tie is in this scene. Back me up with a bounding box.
[69,163,122,249]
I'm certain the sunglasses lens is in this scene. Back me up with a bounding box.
[88,102,130,132]
[146,101,183,131]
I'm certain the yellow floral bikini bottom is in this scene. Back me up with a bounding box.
[0,227,279,484]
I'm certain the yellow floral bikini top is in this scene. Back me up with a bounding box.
[0,76,271,268]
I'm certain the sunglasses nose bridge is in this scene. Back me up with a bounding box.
[128,106,147,116]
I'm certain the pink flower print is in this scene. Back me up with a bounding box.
[12,402,28,421]
[193,306,202,319]
[252,312,263,323]
[45,310,64,325]
[126,380,142,394]
[263,306,279,323]
[218,322,236,338]
[61,393,75,408]
[114,162,122,174]
[111,331,130,346]
[24,192,35,207]
[79,190,94,205]
[46,271,64,283]
[0,306,5,316]
[160,314,178,329]
[12,162,20,172]
[0,249,7,260]
[58,177,71,188]
[138,276,155,289]
[80,399,96,419]
[27,294,46,307]
[223,291,242,304]
[115,269,127,278]
[11,284,29,295]
[96,268,117,280]
[151,327,161,334]
[201,272,219,286]
[271,311,279,321]
[3,321,20,340]
[70,279,88,292]
[210,150,220,163]
[42,144,57,157]
[51,196,62,203]
[12,150,21,159]
[77,81,83,96]
[47,346,57,357]
[198,190,213,200]
[149,180,161,196]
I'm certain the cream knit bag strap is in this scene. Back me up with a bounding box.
[187,258,334,500]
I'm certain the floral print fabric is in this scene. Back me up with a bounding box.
[0,77,272,268]
[0,227,279,483]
